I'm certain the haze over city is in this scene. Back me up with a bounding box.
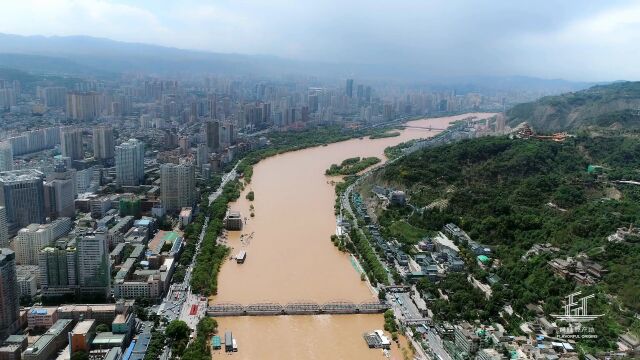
[0,0,639,80]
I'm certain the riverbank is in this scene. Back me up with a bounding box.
[210,113,497,359]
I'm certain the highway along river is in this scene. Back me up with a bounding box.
[212,113,496,359]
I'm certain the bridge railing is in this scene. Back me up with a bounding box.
[207,301,390,316]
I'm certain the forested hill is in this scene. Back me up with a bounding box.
[507,81,640,131]
[379,135,640,347]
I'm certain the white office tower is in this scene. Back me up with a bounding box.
[115,139,145,187]
[0,142,12,172]
[160,163,196,212]
[14,218,72,265]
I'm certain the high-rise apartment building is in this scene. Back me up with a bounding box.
[115,139,145,187]
[39,242,78,299]
[39,87,67,107]
[44,164,77,219]
[0,248,19,340]
[14,218,72,265]
[0,170,45,234]
[76,229,110,298]
[205,121,220,152]
[346,79,354,98]
[60,128,84,160]
[66,92,100,121]
[92,126,115,161]
[0,142,12,172]
[0,207,8,248]
[208,94,217,119]
[0,88,16,111]
[196,144,209,170]
[160,163,196,213]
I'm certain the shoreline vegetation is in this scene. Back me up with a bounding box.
[369,131,401,139]
[189,179,241,296]
[325,156,381,176]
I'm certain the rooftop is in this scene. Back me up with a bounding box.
[0,169,43,183]
[72,319,96,335]
[92,332,126,346]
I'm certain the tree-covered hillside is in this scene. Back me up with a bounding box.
[378,135,640,348]
[507,81,640,131]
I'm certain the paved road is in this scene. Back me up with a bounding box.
[426,329,452,360]
[157,165,238,327]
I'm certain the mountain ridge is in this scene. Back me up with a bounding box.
[0,33,600,91]
[506,81,640,131]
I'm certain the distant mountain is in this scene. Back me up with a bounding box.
[507,81,640,131]
[0,33,601,93]
[0,53,109,77]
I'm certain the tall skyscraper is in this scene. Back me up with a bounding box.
[0,248,19,340]
[160,163,196,213]
[205,121,220,153]
[76,229,110,298]
[66,91,100,121]
[208,94,217,119]
[92,126,115,161]
[0,142,12,172]
[0,207,8,248]
[60,128,84,160]
[346,79,354,98]
[115,139,145,187]
[196,144,209,170]
[0,170,45,234]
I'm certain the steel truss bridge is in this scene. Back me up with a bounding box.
[207,300,390,317]
[401,125,447,131]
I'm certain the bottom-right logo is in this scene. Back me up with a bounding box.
[550,291,603,339]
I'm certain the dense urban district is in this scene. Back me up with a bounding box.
[0,62,638,360]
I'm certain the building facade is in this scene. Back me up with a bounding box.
[66,92,100,121]
[0,249,19,340]
[115,139,145,187]
[0,170,46,234]
[160,163,195,213]
[92,126,115,161]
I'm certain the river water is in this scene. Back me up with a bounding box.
[212,113,496,359]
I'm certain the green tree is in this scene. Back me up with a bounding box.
[196,317,218,337]
[165,320,190,341]
[96,323,110,333]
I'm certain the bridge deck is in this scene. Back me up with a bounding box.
[207,301,390,317]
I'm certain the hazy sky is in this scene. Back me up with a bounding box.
[1,0,639,81]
